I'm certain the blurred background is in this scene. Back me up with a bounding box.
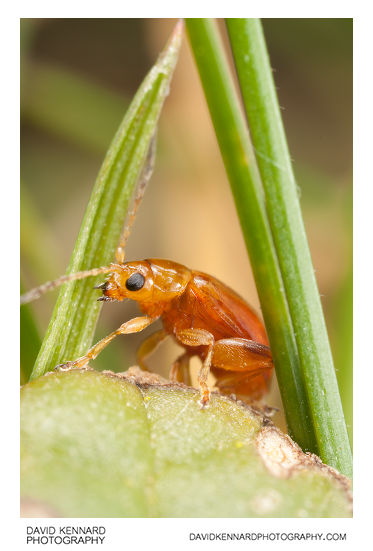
[20,18,352,442]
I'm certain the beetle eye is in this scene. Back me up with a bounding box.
[125,272,145,291]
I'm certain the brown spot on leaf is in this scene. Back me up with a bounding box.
[255,426,352,508]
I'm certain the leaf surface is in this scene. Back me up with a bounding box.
[21,370,352,518]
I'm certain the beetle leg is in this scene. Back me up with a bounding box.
[56,316,156,371]
[175,328,215,407]
[169,352,191,386]
[211,338,273,401]
[136,329,168,371]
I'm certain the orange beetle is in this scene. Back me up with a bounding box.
[48,258,273,406]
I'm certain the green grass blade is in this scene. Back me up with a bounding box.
[226,18,351,477]
[21,61,128,154]
[332,264,353,448]
[21,185,64,284]
[29,22,183,380]
[186,19,318,455]
[20,282,42,384]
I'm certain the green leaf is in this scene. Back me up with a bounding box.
[29,22,183,380]
[225,18,351,478]
[21,370,352,518]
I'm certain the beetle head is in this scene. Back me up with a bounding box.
[98,261,154,303]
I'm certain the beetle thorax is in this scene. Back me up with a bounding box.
[137,259,193,318]
[146,259,192,303]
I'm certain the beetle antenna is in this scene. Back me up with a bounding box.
[20,264,121,305]
[115,132,157,264]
